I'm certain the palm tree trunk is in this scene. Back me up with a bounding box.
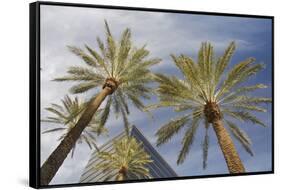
[212,119,245,173]
[116,167,127,181]
[115,173,126,181]
[40,87,112,185]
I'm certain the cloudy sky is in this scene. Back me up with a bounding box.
[40,4,273,185]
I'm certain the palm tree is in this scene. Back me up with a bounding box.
[42,95,107,158]
[151,42,271,173]
[95,137,152,181]
[40,21,161,185]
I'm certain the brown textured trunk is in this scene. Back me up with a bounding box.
[212,119,245,173]
[116,167,127,181]
[40,87,112,185]
[115,173,126,181]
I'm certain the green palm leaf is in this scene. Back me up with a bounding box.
[54,20,161,131]
[97,96,112,135]
[202,127,209,169]
[152,41,271,168]
[214,41,235,85]
[223,109,267,127]
[156,114,191,146]
[177,118,200,165]
[41,95,106,157]
[42,127,66,134]
[226,120,253,156]
[95,137,152,181]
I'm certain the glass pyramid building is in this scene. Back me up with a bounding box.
[79,126,177,182]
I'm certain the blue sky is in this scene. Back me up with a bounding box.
[40,5,272,184]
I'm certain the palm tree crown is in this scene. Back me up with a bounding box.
[54,20,161,134]
[95,137,153,181]
[42,95,106,157]
[152,42,271,168]
[40,20,160,185]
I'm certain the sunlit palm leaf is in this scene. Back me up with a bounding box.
[95,137,152,181]
[42,127,66,134]
[152,42,270,167]
[67,46,98,67]
[156,114,191,146]
[216,57,256,99]
[223,109,267,127]
[177,118,200,165]
[219,84,267,104]
[54,20,161,131]
[97,96,112,135]
[214,42,235,85]
[226,120,253,156]
[41,95,106,158]
[202,127,209,169]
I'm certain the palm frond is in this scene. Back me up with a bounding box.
[214,41,235,85]
[97,36,108,57]
[231,104,267,112]
[50,103,64,112]
[42,127,66,134]
[116,28,131,74]
[116,89,129,114]
[85,44,111,76]
[53,21,161,142]
[54,66,105,83]
[104,20,112,36]
[95,137,152,181]
[71,143,76,158]
[198,43,214,81]
[216,57,256,99]
[41,117,63,124]
[67,46,98,67]
[222,96,271,105]
[120,106,130,136]
[97,97,112,135]
[42,96,103,158]
[222,109,267,127]
[154,73,204,104]
[226,120,253,156]
[82,135,93,149]
[177,117,200,165]
[103,20,117,76]
[127,93,146,112]
[69,82,99,94]
[152,41,270,169]
[123,83,153,100]
[172,55,208,100]
[219,84,268,104]
[112,94,121,118]
[44,107,67,120]
[118,46,150,77]
[156,114,191,146]
[202,127,209,169]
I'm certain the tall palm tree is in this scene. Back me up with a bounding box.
[40,21,161,185]
[42,95,107,158]
[95,137,152,181]
[151,42,271,173]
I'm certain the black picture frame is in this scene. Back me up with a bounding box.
[29,1,274,188]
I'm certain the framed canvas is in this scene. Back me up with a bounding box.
[29,1,274,188]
